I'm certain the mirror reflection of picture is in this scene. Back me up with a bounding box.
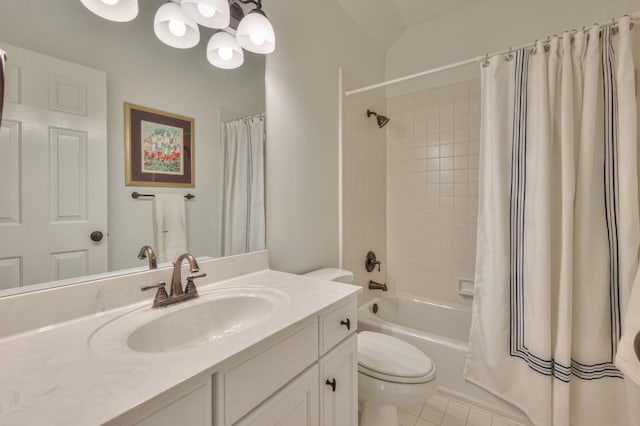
[125,103,195,187]
[141,121,184,175]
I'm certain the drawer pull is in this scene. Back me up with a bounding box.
[325,378,336,392]
[340,318,351,330]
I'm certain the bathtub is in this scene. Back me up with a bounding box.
[358,293,531,424]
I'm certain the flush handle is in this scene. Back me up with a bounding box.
[340,318,351,330]
[325,378,336,392]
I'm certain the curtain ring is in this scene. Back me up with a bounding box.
[530,40,538,55]
[482,53,490,68]
[505,46,513,62]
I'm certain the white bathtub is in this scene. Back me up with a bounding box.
[358,293,531,424]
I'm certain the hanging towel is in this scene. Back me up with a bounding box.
[615,264,640,385]
[153,193,187,263]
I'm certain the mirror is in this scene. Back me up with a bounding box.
[0,0,266,296]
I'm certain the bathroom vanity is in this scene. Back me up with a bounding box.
[0,251,360,426]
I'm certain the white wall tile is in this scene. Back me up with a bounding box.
[387,79,480,305]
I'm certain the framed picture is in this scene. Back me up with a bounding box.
[124,103,195,187]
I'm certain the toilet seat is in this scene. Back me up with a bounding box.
[358,331,436,384]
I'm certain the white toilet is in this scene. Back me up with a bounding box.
[304,268,438,426]
[358,331,437,426]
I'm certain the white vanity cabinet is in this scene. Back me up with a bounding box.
[320,334,358,426]
[215,298,358,426]
[110,297,358,426]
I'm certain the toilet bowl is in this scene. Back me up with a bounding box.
[303,268,438,426]
[358,331,437,426]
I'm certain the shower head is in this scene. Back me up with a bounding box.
[367,109,390,128]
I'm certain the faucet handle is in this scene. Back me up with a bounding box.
[185,273,206,295]
[142,281,169,306]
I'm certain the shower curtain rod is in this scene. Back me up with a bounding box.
[345,13,640,97]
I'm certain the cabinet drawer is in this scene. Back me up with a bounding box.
[320,299,357,355]
[222,320,318,425]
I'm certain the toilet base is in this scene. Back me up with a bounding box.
[359,401,399,426]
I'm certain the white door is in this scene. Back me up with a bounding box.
[0,43,107,289]
[320,334,358,426]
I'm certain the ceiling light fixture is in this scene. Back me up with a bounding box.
[182,0,231,29]
[79,0,275,69]
[235,0,275,54]
[154,2,200,49]
[207,32,244,69]
[80,0,138,22]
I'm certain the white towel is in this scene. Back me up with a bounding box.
[615,263,640,385]
[152,193,187,263]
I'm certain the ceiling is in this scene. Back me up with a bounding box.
[335,0,486,49]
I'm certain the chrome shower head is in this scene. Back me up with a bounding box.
[367,109,390,128]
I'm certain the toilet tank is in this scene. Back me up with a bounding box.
[304,268,354,283]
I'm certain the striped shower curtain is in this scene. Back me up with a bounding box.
[464,17,640,425]
[219,114,266,257]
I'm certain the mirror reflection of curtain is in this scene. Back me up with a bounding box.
[0,49,6,123]
[220,114,266,256]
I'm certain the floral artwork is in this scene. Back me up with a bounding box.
[125,103,194,187]
[141,121,183,175]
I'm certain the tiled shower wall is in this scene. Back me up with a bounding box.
[342,72,387,306]
[386,80,480,305]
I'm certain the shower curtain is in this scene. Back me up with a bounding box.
[464,18,640,425]
[219,114,266,256]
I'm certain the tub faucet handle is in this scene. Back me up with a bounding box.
[365,251,381,272]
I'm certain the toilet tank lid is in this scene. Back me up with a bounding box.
[304,268,354,283]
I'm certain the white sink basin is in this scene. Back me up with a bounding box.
[89,287,289,354]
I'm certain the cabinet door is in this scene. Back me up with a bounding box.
[133,381,211,426]
[320,334,357,426]
[235,364,319,426]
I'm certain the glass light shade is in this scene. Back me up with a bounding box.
[207,32,244,69]
[154,2,200,49]
[236,10,275,54]
[80,0,138,22]
[182,0,230,29]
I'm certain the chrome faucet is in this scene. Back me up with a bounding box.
[142,253,206,308]
[137,245,158,269]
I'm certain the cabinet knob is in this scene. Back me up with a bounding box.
[325,378,336,392]
[340,318,351,330]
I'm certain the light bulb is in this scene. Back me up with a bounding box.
[249,32,265,46]
[101,0,120,5]
[168,19,187,37]
[218,47,233,61]
[197,2,216,18]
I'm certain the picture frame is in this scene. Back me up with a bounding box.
[124,103,195,188]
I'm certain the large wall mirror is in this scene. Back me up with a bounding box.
[0,0,266,296]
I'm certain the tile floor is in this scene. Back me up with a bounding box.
[397,392,527,426]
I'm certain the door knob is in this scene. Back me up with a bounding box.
[90,231,104,242]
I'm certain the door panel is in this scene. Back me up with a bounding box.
[0,42,107,288]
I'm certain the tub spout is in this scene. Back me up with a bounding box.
[369,280,387,291]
